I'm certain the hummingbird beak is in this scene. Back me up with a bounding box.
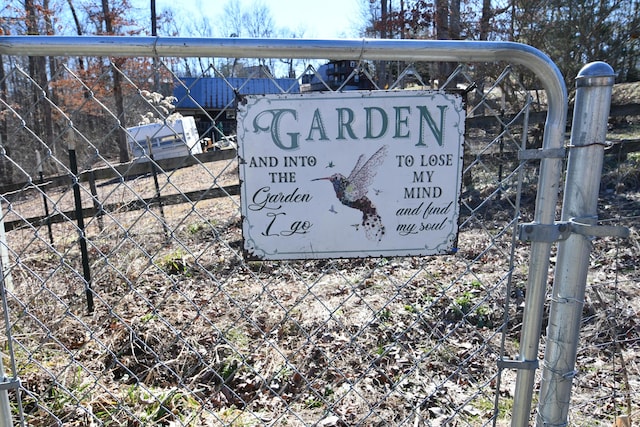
[312,177,330,181]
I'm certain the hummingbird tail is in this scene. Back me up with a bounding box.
[351,197,386,242]
[363,212,385,242]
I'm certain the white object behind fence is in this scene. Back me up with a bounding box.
[126,116,202,161]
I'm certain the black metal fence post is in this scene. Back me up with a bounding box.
[146,136,170,242]
[68,139,94,314]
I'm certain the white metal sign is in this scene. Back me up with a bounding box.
[237,90,465,260]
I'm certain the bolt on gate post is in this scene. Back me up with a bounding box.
[536,62,626,425]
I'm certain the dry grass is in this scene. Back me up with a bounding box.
[2,127,639,426]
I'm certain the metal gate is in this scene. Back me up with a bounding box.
[0,37,633,426]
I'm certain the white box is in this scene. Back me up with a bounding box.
[127,116,202,162]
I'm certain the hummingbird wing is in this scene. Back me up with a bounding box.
[346,145,388,200]
[348,154,367,182]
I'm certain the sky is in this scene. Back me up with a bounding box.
[153,0,364,39]
[260,0,362,38]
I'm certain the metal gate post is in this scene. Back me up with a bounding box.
[0,202,14,427]
[0,358,14,427]
[536,62,616,425]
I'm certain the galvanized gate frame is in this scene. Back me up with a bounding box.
[0,36,569,426]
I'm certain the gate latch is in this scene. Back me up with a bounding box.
[497,358,539,371]
[518,218,630,243]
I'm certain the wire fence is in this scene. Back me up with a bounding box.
[0,38,637,426]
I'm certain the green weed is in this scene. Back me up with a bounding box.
[157,249,191,275]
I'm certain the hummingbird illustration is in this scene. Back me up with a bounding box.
[313,145,388,242]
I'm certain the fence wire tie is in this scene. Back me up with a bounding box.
[565,140,614,150]
[540,361,578,380]
[518,218,629,242]
[152,36,160,58]
[519,140,616,161]
[358,38,366,65]
[550,294,584,305]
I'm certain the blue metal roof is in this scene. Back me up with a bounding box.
[173,77,300,109]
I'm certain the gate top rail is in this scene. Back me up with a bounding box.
[0,36,565,99]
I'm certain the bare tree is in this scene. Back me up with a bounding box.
[217,1,279,75]
[434,0,452,83]
[101,0,129,163]
[25,0,57,173]
[0,54,9,183]
[479,0,492,40]
[242,1,275,39]
[512,0,639,86]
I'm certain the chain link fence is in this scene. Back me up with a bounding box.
[0,38,637,426]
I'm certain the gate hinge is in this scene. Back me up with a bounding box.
[497,358,539,371]
[518,219,630,243]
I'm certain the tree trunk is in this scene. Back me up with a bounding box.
[479,0,491,40]
[25,0,57,175]
[0,55,10,183]
[378,0,389,88]
[435,0,451,85]
[435,0,449,40]
[67,0,89,102]
[476,0,492,116]
[42,0,57,171]
[102,0,130,163]
[450,0,460,40]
